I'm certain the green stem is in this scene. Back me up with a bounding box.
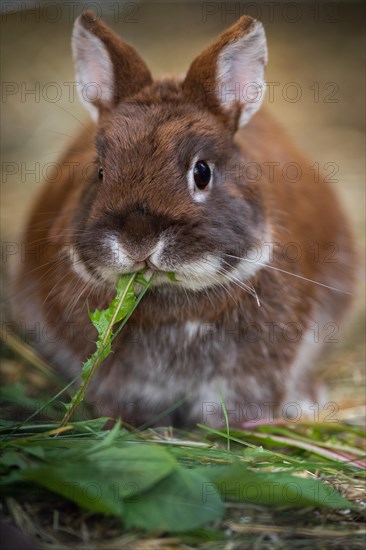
[57,273,137,432]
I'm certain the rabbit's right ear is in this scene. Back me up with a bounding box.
[72,11,152,121]
[183,16,267,131]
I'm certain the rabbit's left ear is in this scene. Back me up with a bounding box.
[72,11,152,122]
[183,17,267,130]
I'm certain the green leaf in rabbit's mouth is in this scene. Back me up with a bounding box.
[56,269,156,432]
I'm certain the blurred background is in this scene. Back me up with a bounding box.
[1,1,365,411]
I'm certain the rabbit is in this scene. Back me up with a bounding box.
[11,12,356,428]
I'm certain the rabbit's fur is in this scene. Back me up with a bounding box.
[12,13,356,427]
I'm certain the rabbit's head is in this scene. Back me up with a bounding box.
[71,12,269,290]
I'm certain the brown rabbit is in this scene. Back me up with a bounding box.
[12,13,356,427]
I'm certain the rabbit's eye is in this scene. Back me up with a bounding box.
[193,160,211,190]
[98,167,104,181]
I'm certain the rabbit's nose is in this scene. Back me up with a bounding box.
[125,243,159,266]
[122,208,160,240]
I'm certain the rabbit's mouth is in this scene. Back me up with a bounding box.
[69,220,271,292]
[68,244,266,294]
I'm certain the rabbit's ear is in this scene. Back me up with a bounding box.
[183,17,267,130]
[72,11,152,121]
